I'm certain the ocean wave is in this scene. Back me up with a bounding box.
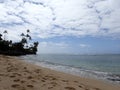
[21,55,120,84]
[22,58,120,84]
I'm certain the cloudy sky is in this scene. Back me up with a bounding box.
[0,0,120,54]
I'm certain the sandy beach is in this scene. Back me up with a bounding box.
[0,55,120,90]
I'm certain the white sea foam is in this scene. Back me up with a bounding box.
[20,54,120,84]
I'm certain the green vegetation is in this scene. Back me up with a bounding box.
[0,30,39,56]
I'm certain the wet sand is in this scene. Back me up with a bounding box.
[0,55,120,90]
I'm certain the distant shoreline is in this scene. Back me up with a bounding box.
[37,53,120,56]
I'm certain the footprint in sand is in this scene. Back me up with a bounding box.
[74,81,79,83]
[31,79,36,83]
[21,80,26,83]
[48,86,53,89]
[12,73,21,76]
[34,69,41,73]
[84,87,101,90]
[9,73,21,78]
[7,66,18,72]
[11,84,20,88]
[9,75,16,78]
[27,84,34,88]
[14,79,26,84]
[64,87,76,90]
[62,80,69,82]
[13,79,20,82]
[24,70,31,74]
[78,85,83,88]
[0,73,4,76]
[27,76,33,79]
[11,84,26,90]
[85,88,89,90]
[41,84,46,87]
[41,79,46,82]
[43,75,57,81]
[93,88,101,90]
[23,67,27,70]
[50,82,58,87]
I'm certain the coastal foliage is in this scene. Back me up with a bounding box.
[0,30,39,56]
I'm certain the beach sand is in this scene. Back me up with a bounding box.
[0,55,120,90]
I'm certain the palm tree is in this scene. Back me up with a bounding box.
[32,42,39,53]
[26,29,32,47]
[0,34,2,36]
[3,30,8,40]
[3,30,7,33]
[26,29,31,40]
[27,29,30,33]
[34,42,39,48]
[26,34,32,40]
[21,38,27,45]
[20,33,25,39]
[0,33,2,40]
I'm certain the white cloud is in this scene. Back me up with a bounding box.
[79,44,90,48]
[0,0,120,40]
[39,41,68,48]
[38,41,69,53]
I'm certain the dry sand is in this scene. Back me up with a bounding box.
[0,55,120,90]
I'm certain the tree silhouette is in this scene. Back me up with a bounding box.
[0,29,39,56]
[25,29,32,48]
[21,38,27,45]
[26,29,32,40]
[26,34,32,40]
[0,34,2,40]
[20,33,25,38]
[20,30,31,47]
[27,29,30,33]
[3,30,8,40]
[32,41,39,53]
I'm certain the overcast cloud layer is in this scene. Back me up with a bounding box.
[0,0,120,40]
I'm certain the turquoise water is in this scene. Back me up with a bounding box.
[20,54,120,84]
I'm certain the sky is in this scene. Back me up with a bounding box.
[0,0,120,54]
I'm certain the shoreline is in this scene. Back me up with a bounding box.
[0,55,120,90]
[20,55,120,85]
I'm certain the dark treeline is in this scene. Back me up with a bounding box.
[0,30,39,56]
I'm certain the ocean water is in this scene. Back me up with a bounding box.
[19,54,120,84]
